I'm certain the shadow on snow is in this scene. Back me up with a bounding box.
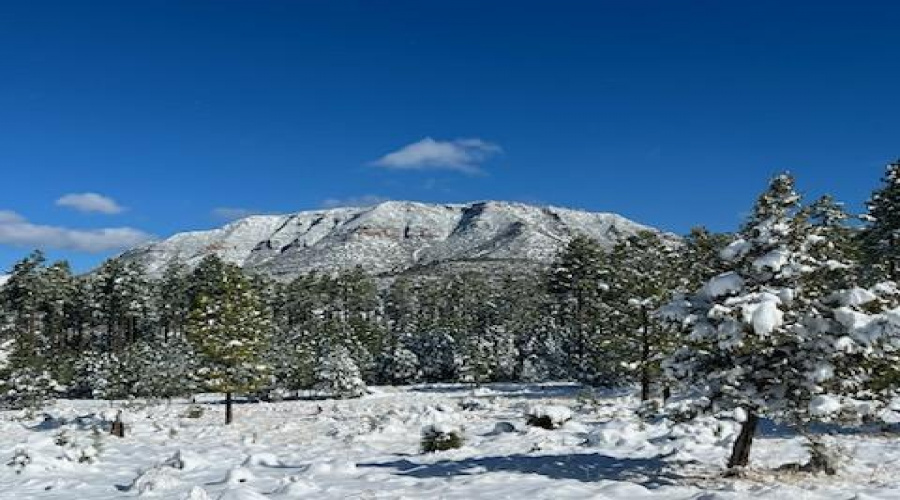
[361,452,679,487]
[406,382,593,400]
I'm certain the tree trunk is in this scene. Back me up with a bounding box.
[110,420,125,438]
[111,410,125,438]
[225,392,233,425]
[640,366,651,401]
[639,307,651,401]
[727,411,759,471]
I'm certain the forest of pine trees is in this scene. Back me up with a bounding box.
[2,161,900,463]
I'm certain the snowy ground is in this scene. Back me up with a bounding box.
[2,384,900,499]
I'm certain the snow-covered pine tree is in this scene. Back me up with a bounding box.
[450,272,500,385]
[1,251,47,371]
[336,267,383,380]
[410,278,461,382]
[372,279,421,385]
[0,366,63,411]
[384,339,421,384]
[664,174,866,472]
[156,263,191,343]
[658,227,731,398]
[261,273,324,394]
[130,337,201,399]
[606,230,681,400]
[89,259,151,352]
[804,195,861,296]
[548,235,611,383]
[38,261,77,354]
[185,256,272,424]
[264,326,317,396]
[817,282,900,406]
[77,347,149,400]
[0,252,67,409]
[860,159,900,282]
[677,227,732,293]
[313,344,366,399]
[497,273,557,381]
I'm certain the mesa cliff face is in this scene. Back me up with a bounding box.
[120,201,664,278]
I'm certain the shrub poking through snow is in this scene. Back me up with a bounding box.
[79,427,104,463]
[225,466,255,485]
[526,405,573,430]
[636,398,663,420]
[128,466,182,495]
[459,398,484,411]
[54,429,70,447]
[421,423,464,453]
[183,405,204,419]
[777,436,844,476]
[7,446,30,474]
[490,421,516,434]
[804,439,842,475]
[183,486,212,500]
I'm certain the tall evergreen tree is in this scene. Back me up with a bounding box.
[185,256,272,424]
[89,259,151,351]
[0,251,65,409]
[1,251,47,369]
[607,231,681,400]
[665,174,872,472]
[156,262,191,342]
[860,160,900,281]
[548,235,610,382]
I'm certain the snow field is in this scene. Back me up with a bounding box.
[2,384,900,499]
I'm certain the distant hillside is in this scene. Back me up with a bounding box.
[119,200,668,279]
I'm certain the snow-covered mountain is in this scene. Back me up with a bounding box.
[120,201,665,279]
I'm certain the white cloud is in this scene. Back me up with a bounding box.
[371,137,502,174]
[321,195,390,209]
[56,192,124,214]
[0,210,154,252]
[211,207,270,221]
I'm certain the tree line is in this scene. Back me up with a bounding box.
[0,231,693,405]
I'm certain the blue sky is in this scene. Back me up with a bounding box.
[1,0,898,272]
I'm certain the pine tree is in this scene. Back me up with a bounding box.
[265,325,317,395]
[411,278,461,382]
[860,160,900,281]
[156,263,191,342]
[678,227,731,293]
[185,256,272,424]
[89,259,151,351]
[39,261,77,354]
[447,272,497,384]
[548,235,610,382]
[606,231,681,400]
[131,338,201,399]
[804,195,861,296]
[378,276,421,384]
[497,273,553,381]
[314,344,366,399]
[1,366,63,410]
[333,267,382,378]
[664,174,868,472]
[1,251,48,370]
